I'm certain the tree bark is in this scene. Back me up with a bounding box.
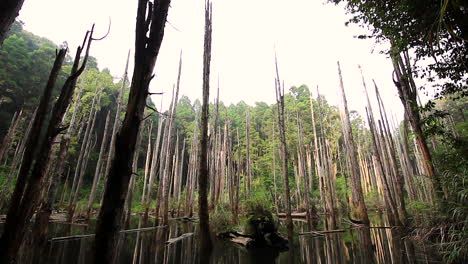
[86,110,111,219]
[336,61,373,261]
[94,0,171,262]
[198,0,213,255]
[390,47,442,200]
[0,0,25,45]
[0,28,92,262]
[274,54,293,236]
[0,109,22,163]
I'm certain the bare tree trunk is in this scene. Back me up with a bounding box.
[94,0,171,261]
[161,52,182,225]
[274,54,293,236]
[0,0,25,45]
[0,28,92,262]
[98,51,130,214]
[390,47,441,200]
[245,110,252,194]
[86,110,111,219]
[360,67,400,226]
[144,116,163,222]
[68,89,102,221]
[198,1,213,255]
[32,133,70,246]
[374,81,407,224]
[336,61,373,261]
[0,110,22,163]
[0,109,32,211]
[140,121,153,215]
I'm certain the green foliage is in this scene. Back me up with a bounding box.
[210,202,236,233]
[328,0,468,99]
[243,201,277,237]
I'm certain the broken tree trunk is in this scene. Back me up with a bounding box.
[274,54,293,236]
[94,0,171,262]
[390,47,441,201]
[198,0,213,254]
[0,27,93,262]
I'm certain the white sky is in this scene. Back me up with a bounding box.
[18,0,411,121]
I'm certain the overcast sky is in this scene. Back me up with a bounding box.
[18,0,410,121]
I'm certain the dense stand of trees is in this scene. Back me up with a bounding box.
[0,0,467,263]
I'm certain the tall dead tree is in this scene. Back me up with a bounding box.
[0,0,25,45]
[94,0,171,262]
[198,0,213,254]
[0,109,22,163]
[390,47,442,200]
[161,52,182,225]
[0,109,35,211]
[86,110,111,219]
[360,67,400,226]
[336,61,369,225]
[274,54,293,234]
[336,61,373,261]
[0,26,93,262]
[98,51,131,211]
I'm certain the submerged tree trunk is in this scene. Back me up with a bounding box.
[198,0,213,256]
[94,0,171,262]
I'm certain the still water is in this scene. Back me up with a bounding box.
[6,215,439,264]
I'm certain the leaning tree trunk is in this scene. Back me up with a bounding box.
[336,61,373,262]
[0,27,93,263]
[0,48,67,262]
[390,47,442,200]
[198,0,213,255]
[0,0,25,45]
[0,109,22,163]
[94,0,171,262]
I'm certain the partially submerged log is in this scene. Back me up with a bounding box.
[218,231,288,250]
[299,229,345,236]
[51,226,164,242]
[165,233,193,245]
[276,212,307,218]
[219,206,288,250]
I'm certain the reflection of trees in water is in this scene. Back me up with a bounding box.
[17,217,439,264]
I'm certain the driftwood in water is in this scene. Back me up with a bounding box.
[165,233,193,245]
[51,226,164,242]
[299,229,345,236]
[218,231,288,250]
[276,212,307,218]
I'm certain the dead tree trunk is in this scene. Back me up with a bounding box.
[0,27,93,262]
[100,51,131,204]
[198,0,213,254]
[0,110,33,211]
[0,0,25,45]
[390,47,442,200]
[0,110,22,163]
[336,61,369,225]
[161,52,182,225]
[144,116,163,222]
[94,0,171,262]
[336,61,373,261]
[274,54,293,235]
[86,110,111,219]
